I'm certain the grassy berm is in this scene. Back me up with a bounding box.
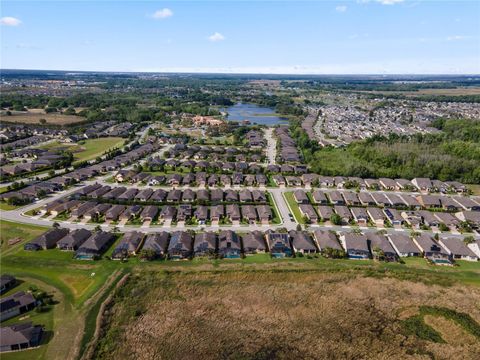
[91,270,480,360]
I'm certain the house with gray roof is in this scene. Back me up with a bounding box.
[57,229,92,251]
[24,228,69,251]
[194,232,217,257]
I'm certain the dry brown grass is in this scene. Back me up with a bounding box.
[92,271,480,360]
[1,111,86,125]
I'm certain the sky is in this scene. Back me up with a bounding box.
[1,0,479,74]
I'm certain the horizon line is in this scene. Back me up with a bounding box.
[1,68,480,77]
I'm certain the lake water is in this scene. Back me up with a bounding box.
[223,103,289,126]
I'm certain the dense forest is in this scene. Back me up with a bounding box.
[291,118,480,184]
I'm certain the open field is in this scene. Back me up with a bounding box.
[1,219,480,360]
[73,138,124,163]
[0,111,86,125]
[468,184,480,196]
[90,270,480,360]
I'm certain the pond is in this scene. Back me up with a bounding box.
[222,103,289,126]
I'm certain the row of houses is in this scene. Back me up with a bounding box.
[0,142,161,204]
[273,174,468,194]
[23,227,480,262]
[275,127,302,163]
[78,185,269,204]
[294,190,480,212]
[297,201,480,232]
[167,144,265,162]
[116,170,269,188]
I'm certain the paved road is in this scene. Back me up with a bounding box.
[264,128,276,165]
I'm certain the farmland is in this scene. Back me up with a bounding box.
[0,110,86,125]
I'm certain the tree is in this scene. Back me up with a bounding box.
[463,236,475,244]
[139,249,157,261]
[330,214,342,225]
[39,118,47,124]
[52,222,60,229]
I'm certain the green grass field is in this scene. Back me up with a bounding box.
[283,191,305,224]
[73,138,124,163]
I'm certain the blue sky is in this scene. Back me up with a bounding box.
[1,1,479,74]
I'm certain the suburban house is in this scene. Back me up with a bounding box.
[135,188,153,202]
[383,208,404,227]
[150,189,167,202]
[412,234,452,265]
[75,231,115,260]
[299,204,318,223]
[367,233,398,261]
[242,231,267,254]
[401,211,423,230]
[266,232,292,258]
[312,190,328,204]
[103,186,127,200]
[313,230,342,254]
[84,203,111,222]
[0,275,16,294]
[358,192,376,206]
[141,232,170,258]
[167,231,193,260]
[140,205,159,222]
[327,191,344,205]
[289,231,317,254]
[0,291,37,321]
[241,205,257,224]
[339,233,370,260]
[24,228,69,251]
[57,229,92,251]
[334,205,352,224]
[317,206,334,221]
[387,233,420,257]
[112,231,145,260]
[218,230,242,258]
[0,322,43,353]
[256,205,272,224]
[468,239,480,258]
[193,232,217,257]
[367,207,386,227]
[176,204,192,222]
[194,206,209,224]
[412,178,434,193]
[371,193,392,207]
[118,188,139,201]
[71,201,97,219]
[226,204,241,223]
[210,205,224,223]
[105,205,126,222]
[293,190,309,204]
[438,237,478,262]
[350,207,369,226]
[416,195,442,209]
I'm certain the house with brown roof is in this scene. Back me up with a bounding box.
[242,231,267,254]
[289,231,317,254]
[218,230,241,259]
[193,232,217,257]
[24,228,69,251]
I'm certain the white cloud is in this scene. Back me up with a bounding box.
[152,8,173,19]
[208,32,225,42]
[1,17,22,26]
[377,0,404,4]
[358,0,404,5]
[335,5,347,12]
[446,35,470,41]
